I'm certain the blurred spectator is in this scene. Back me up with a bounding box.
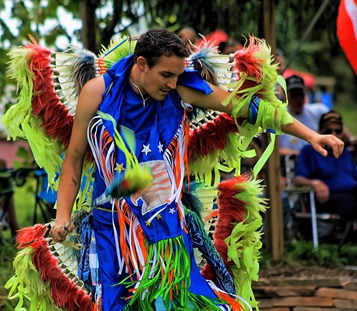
[279,75,328,234]
[279,75,329,156]
[177,26,199,52]
[217,36,242,68]
[274,49,287,101]
[218,37,241,54]
[0,159,19,241]
[293,110,357,221]
[275,49,286,76]
[310,85,333,110]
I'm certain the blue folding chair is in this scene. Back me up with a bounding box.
[33,169,57,224]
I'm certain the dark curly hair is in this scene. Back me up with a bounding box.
[134,28,190,67]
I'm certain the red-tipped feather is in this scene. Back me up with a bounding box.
[32,238,93,310]
[16,224,48,248]
[233,35,279,100]
[201,175,250,281]
[188,113,238,163]
[25,37,74,149]
[233,36,266,83]
[16,224,94,310]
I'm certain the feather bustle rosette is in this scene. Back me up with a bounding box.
[201,175,249,281]
[15,225,95,311]
[234,36,270,82]
[229,35,285,121]
[229,36,293,134]
[25,37,74,149]
[4,35,96,187]
[233,35,278,94]
[188,112,238,163]
[201,174,267,309]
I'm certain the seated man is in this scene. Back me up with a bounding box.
[279,75,328,234]
[0,159,20,242]
[293,110,357,221]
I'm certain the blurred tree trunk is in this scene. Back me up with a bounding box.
[258,0,284,260]
[80,0,125,54]
[80,0,98,53]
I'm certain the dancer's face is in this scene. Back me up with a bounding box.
[138,54,186,101]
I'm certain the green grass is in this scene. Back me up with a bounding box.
[14,182,36,228]
[261,239,357,271]
[0,244,18,310]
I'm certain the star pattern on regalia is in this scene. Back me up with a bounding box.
[142,144,151,156]
[114,163,125,173]
[145,220,152,227]
[169,208,176,214]
[156,214,162,220]
[158,141,164,153]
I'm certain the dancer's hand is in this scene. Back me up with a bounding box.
[50,221,74,242]
[282,117,344,158]
[309,133,344,158]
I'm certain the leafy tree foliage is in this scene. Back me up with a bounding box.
[0,0,356,112]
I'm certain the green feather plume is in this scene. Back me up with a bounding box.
[5,247,62,311]
[98,36,136,64]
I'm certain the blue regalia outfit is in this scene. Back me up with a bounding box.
[87,55,237,310]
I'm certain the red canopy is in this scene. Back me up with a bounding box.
[283,68,316,89]
[337,0,357,75]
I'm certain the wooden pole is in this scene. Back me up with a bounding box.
[258,0,284,260]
